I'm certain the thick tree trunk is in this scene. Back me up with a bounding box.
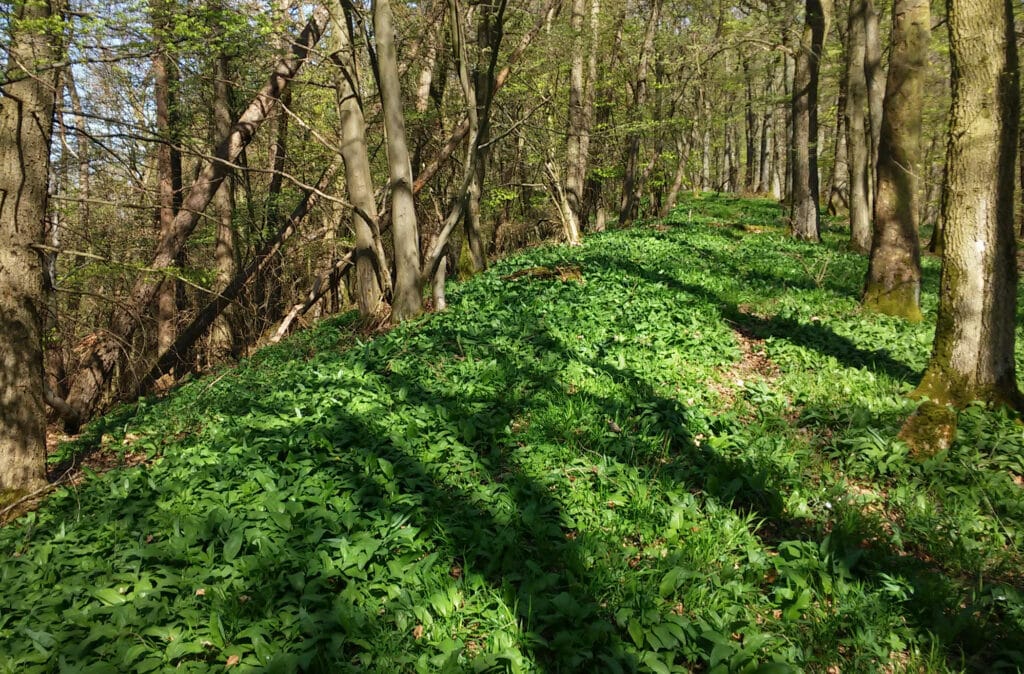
[375,0,423,323]
[332,3,384,318]
[862,0,928,321]
[0,0,59,492]
[914,0,1020,407]
[789,0,832,240]
[63,8,330,425]
[846,0,872,253]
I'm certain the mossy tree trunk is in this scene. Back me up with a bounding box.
[789,0,831,241]
[862,0,928,322]
[0,0,60,493]
[914,0,1021,408]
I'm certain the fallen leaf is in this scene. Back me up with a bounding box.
[226,654,241,668]
[195,588,205,597]
[412,624,425,640]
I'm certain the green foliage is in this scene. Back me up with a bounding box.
[2,194,1023,672]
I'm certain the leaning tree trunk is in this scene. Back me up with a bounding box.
[63,8,329,426]
[375,0,423,323]
[862,0,928,322]
[789,0,832,240]
[846,0,872,253]
[0,0,59,493]
[914,0,1021,408]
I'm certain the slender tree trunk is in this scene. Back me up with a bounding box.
[152,0,183,362]
[584,3,624,230]
[743,59,759,192]
[619,0,662,226]
[141,163,341,390]
[864,0,884,211]
[789,0,832,240]
[375,0,423,322]
[564,0,588,239]
[914,0,1020,407]
[847,0,872,252]
[332,4,384,318]
[862,0,928,321]
[209,15,237,359]
[0,0,59,492]
[63,8,330,424]
[827,68,849,215]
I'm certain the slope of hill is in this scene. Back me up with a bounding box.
[2,194,1023,673]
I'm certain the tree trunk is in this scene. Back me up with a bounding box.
[0,0,59,493]
[63,8,330,425]
[152,0,184,363]
[789,0,832,240]
[618,0,662,226]
[564,0,588,238]
[827,63,849,215]
[375,0,423,323]
[846,0,872,253]
[209,13,237,360]
[914,0,1020,407]
[862,0,928,321]
[332,2,384,318]
[743,59,759,192]
[864,0,884,211]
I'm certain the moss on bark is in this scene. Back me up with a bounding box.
[897,400,957,460]
[861,280,923,322]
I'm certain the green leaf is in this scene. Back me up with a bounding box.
[94,588,128,606]
[223,529,244,562]
[165,639,205,660]
[627,618,644,648]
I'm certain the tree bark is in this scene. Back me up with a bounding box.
[862,0,928,321]
[618,0,662,226]
[63,8,330,425]
[846,0,872,253]
[0,0,59,492]
[332,2,383,318]
[152,0,184,362]
[914,0,1020,407]
[827,61,849,215]
[209,5,237,360]
[563,0,587,240]
[789,0,832,240]
[864,0,884,211]
[374,0,423,323]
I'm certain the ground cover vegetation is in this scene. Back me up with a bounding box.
[3,194,1024,672]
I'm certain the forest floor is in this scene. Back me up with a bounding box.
[3,194,1024,673]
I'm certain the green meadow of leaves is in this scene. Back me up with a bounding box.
[2,194,1023,673]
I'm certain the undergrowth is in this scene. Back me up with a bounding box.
[2,193,1023,672]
